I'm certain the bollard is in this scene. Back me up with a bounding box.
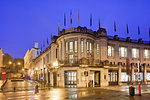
[14,87,16,92]
[129,84,135,96]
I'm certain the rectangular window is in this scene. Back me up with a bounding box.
[66,42,68,53]
[87,42,89,53]
[81,40,84,53]
[147,73,150,81]
[75,41,77,53]
[97,44,99,55]
[121,72,130,82]
[144,49,150,58]
[132,48,139,58]
[90,42,92,53]
[69,54,73,64]
[108,45,114,56]
[69,42,73,52]
[119,47,127,57]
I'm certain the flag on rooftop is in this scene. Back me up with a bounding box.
[114,21,116,32]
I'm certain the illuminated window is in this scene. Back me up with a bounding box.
[87,42,89,53]
[108,45,114,56]
[132,48,139,58]
[90,42,92,53]
[144,49,150,58]
[75,41,77,53]
[69,42,73,52]
[147,73,150,81]
[119,47,127,57]
[66,42,68,53]
[81,40,84,53]
[69,54,73,64]
[97,44,99,55]
[121,72,130,82]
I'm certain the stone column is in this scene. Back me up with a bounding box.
[115,43,119,63]
[84,39,87,58]
[144,64,147,84]
[131,63,135,82]
[62,39,65,62]
[78,37,81,59]
[99,38,107,61]
[118,62,122,85]
[58,41,61,61]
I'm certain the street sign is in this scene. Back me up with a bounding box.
[1,75,7,80]
[40,76,43,80]
[2,71,6,75]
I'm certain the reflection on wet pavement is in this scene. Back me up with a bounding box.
[0,80,150,100]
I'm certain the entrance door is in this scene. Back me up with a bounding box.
[94,71,100,87]
[48,72,50,84]
[65,71,77,88]
[53,72,57,87]
[108,70,118,85]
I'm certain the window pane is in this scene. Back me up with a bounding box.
[69,42,73,52]
[119,47,127,57]
[90,42,92,53]
[81,41,84,53]
[75,41,77,52]
[108,46,114,56]
[66,42,68,53]
[132,48,139,58]
[144,49,149,58]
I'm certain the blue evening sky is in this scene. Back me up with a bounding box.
[0,0,150,58]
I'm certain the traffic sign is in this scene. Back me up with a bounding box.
[40,76,43,80]
[1,75,7,80]
[2,71,6,75]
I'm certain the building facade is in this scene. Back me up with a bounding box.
[25,26,150,87]
[24,43,40,79]
[0,48,3,67]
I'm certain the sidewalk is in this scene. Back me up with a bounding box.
[0,79,50,92]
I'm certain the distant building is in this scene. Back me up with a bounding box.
[24,42,40,78]
[0,48,3,67]
[25,26,150,87]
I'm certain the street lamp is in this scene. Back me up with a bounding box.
[53,61,58,67]
[18,62,21,65]
[9,61,12,64]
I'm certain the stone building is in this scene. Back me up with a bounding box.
[24,26,150,87]
[24,42,40,79]
[0,48,3,67]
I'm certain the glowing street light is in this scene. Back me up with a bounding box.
[53,61,58,67]
[35,67,38,70]
[22,68,24,71]
[18,62,21,65]
[9,61,12,64]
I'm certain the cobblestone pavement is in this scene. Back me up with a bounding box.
[0,80,150,100]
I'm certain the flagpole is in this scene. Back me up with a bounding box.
[138,61,141,96]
